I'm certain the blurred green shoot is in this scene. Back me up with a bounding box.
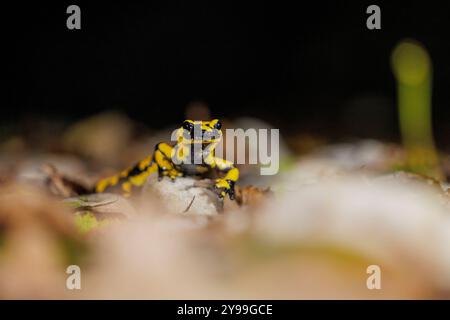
[391,39,443,180]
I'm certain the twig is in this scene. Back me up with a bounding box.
[183,195,196,213]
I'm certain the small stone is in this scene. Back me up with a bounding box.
[142,176,221,216]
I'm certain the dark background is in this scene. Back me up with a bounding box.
[6,1,450,145]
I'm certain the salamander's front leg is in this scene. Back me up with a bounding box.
[210,157,239,200]
[153,142,183,181]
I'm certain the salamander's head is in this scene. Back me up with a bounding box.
[176,119,222,147]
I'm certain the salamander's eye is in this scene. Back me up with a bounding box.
[213,120,222,130]
[183,121,194,132]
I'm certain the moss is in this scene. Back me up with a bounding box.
[74,212,112,234]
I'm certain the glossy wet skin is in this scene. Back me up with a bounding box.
[177,119,223,145]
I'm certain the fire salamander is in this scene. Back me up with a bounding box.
[94,119,239,199]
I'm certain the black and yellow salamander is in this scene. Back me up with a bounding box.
[94,119,239,199]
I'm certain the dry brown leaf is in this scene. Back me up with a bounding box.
[41,163,91,197]
[234,185,272,207]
